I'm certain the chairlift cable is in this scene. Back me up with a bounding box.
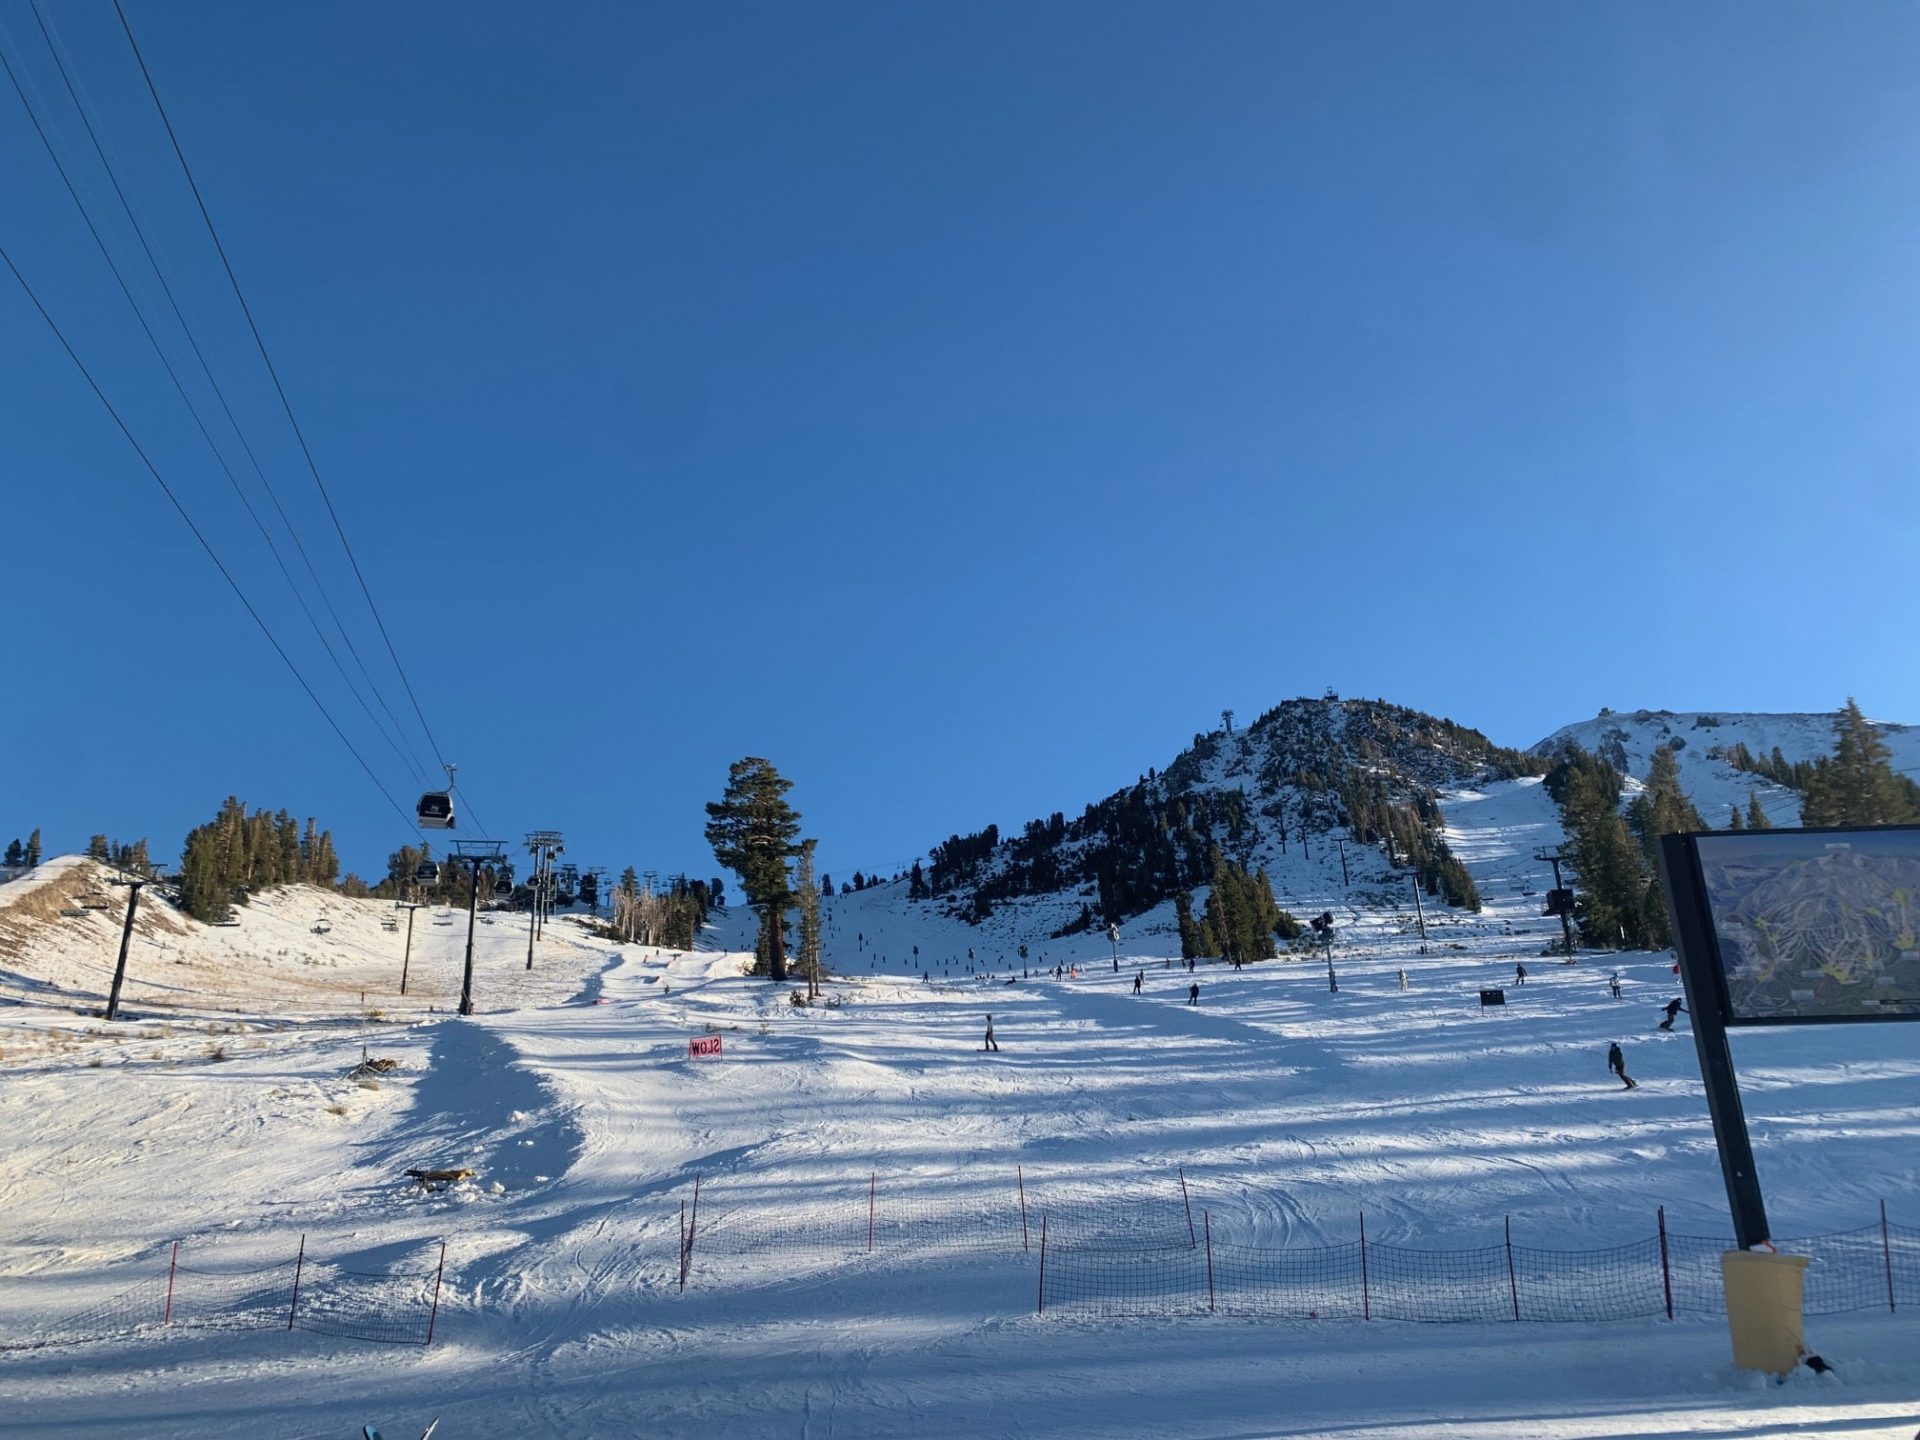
[113,0,457,786]
[0,28,433,796]
[0,238,425,841]
[26,0,437,794]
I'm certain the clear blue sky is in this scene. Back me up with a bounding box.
[3,1,1916,884]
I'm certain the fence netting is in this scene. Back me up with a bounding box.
[668,1168,1918,1329]
[2,1242,443,1352]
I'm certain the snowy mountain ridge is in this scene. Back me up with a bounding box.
[1532,707,1920,830]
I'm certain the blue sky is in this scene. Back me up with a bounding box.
[3,1,1916,883]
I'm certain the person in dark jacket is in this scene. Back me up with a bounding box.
[1515,963,1528,985]
[1608,1041,1636,1090]
[1187,982,1200,1006]
[1609,972,1623,1000]
[1133,970,1143,994]
[1658,998,1688,1031]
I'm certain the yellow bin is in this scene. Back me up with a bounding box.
[1720,1250,1809,1375]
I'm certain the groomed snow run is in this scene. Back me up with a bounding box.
[1,830,1917,1438]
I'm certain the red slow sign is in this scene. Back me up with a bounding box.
[688,1035,723,1059]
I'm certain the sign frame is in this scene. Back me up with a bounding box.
[1659,824,1920,1249]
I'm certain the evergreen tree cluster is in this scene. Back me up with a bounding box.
[1548,703,1920,955]
[3,828,43,868]
[1719,741,1818,792]
[1799,700,1920,827]
[1543,746,1666,951]
[1175,848,1298,963]
[85,835,152,872]
[177,799,342,923]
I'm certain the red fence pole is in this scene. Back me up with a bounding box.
[1883,1199,1896,1312]
[1505,1216,1519,1321]
[164,1241,178,1326]
[1179,1166,1195,1247]
[1657,1206,1673,1321]
[287,1234,306,1331]
[1036,1215,1048,1315]
[1205,1211,1215,1314]
[1018,1165,1029,1253]
[868,1171,877,1253]
[425,1241,446,1346]
[1359,1210,1370,1321]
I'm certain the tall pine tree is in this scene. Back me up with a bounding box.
[705,758,804,981]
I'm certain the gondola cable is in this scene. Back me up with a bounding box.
[0,28,434,798]
[113,0,459,796]
[0,239,426,841]
[28,0,439,794]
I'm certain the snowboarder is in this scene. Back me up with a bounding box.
[1609,972,1623,1000]
[1608,1041,1636,1090]
[1658,998,1688,1031]
[983,1015,999,1052]
[1514,963,1528,986]
[1133,970,1143,994]
[1187,982,1200,1007]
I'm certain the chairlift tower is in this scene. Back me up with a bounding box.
[524,831,564,968]
[450,841,507,1015]
[103,859,156,1021]
[1535,846,1578,959]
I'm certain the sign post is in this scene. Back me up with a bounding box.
[1659,824,1920,1373]
[688,1035,723,1059]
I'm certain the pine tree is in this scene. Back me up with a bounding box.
[705,757,803,981]
[1628,745,1706,865]
[1727,806,1744,830]
[1747,790,1771,830]
[3,839,21,867]
[1801,698,1919,827]
[87,834,110,861]
[25,828,41,866]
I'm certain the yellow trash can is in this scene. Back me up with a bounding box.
[1720,1250,1808,1376]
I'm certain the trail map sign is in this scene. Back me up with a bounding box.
[1691,829,1920,1024]
[1660,825,1920,1248]
[688,1035,723,1059]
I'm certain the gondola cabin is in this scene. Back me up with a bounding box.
[417,791,455,829]
[414,861,440,884]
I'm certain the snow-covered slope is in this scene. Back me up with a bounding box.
[4,819,1918,1437]
[1533,708,1920,829]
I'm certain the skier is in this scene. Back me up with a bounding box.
[1397,968,1407,992]
[1187,982,1200,1007]
[983,1015,999,1052]
[1607,1041,1637,1090]
[1609,972,1623,1000]
[1133,970,1143,994]
[1514,963,1528,986]
[1658,998,1688,1031]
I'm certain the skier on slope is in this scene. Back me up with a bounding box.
[1609,972,1623,1000]
[1607,1041,1637,1090]
[983,1015,999,1052]
[1187,982,1200,1007]
[1658,998,1688,1031]
[1133,970,1143,994]
[1515,963,1528,986]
